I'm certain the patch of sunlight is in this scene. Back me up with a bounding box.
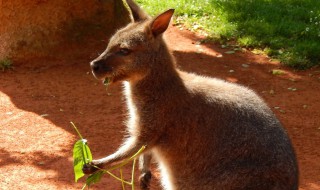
[300,182,320,190]
[306,182,320,190]
[0,165,80,189]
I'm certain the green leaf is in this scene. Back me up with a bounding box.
[82,139,92,164]
[73,139,93,182]
[85,170,104,187]
[73,140,85,182]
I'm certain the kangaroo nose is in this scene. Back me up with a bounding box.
[90,60,103,72]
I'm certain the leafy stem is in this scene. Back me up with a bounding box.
[71,122,83,139]
[71,121,146,190]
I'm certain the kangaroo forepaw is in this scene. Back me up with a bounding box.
[139,171,152,190]
[82,162,103,175]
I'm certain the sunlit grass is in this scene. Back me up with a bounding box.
[137,0,320,69]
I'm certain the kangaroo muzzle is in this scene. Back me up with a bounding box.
[90,58,113,80]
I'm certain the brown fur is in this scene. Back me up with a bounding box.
[86,0,298,189]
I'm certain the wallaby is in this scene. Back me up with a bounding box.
[84,0,298,189]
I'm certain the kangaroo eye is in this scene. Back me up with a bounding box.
[118,48,131,56]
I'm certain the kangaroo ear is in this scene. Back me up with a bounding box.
[126,0,149,22]
[150,9,175,37]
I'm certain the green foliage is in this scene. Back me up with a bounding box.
[73,139,92,182]
[136,0,320,69]
[0,58,13,71]
[82,171,104,190]
[71,122,103,188]
[71,122,146,190]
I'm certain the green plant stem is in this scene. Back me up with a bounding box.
[71,122,91,164]
[71,124,86,164]
[70,122,83,139]
[92,145,146,188]
[120,168,126,190]
[104,170,132,185]
[131,158,137,190]
[71,121,146,189]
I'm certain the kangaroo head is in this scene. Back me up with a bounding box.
[90,0,174,84]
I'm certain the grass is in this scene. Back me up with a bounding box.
[0,58,13,71]
[136,0,320,69]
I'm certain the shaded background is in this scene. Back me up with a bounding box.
[0,0,130,60]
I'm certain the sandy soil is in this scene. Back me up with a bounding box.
[0,26,319,190]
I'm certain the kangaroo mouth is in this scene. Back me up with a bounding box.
[95,71,127,86]
[103,77,112,86]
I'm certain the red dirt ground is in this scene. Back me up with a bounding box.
[1,26,319,190]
